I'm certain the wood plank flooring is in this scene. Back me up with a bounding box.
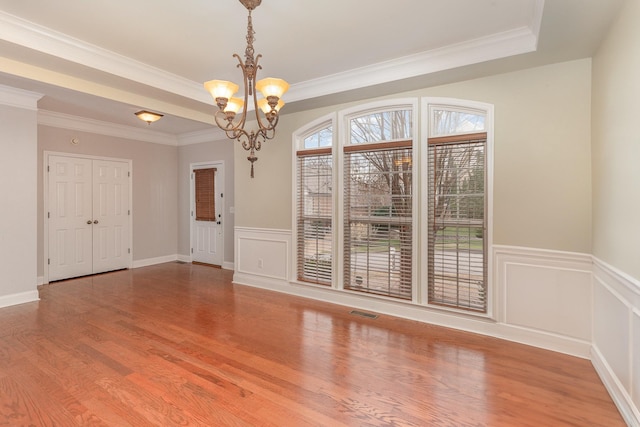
[0,263,624,426]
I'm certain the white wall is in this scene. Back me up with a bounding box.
[0,85,41,307]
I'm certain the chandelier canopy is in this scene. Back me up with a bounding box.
[204,0,289,178]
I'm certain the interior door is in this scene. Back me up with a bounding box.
[48,155,130,282]
[48,155,94,281]
[92,160,130,274]
[192,166,223,266]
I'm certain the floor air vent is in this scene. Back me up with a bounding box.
[349,310,378,319]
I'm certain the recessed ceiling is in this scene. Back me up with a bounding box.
[0,0,626,137]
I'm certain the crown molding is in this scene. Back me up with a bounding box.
[0,84,43,110]
[287,26,539,103]
[38,110,179,146]
[1,9,542,107]
[0,11,210,104]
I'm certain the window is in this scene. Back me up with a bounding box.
[293,100,491,315]
[194,168,216,221]
[296,124,333,285]
[427,107,487,312]
[343,109,413,299]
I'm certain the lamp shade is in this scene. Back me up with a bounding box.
[256,78,289,99]
[224,97,244,114]
[258,98,285,114]
[204,80,239,100]
[135,110,163,124]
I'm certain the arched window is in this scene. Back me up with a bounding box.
[292,99,492,315]
[294,117,334,285]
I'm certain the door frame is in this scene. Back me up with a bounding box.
[190,160,225,265]
[43,151,133,284]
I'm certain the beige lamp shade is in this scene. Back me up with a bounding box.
[204,80,239,100]
[224,97,245,114]
[255,78,289,99]
[258,98,285,114]
[135,110,163,124]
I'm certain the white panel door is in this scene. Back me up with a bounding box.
[192,166,223,266]
[48,155,130,281]
[92,160,130,274]
[48,156,94,281]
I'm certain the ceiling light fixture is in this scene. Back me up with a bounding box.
[135,110,163,125]
[204,0,289,178]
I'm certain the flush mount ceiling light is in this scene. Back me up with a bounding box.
[135,110,163,125]
[204,0,289,178]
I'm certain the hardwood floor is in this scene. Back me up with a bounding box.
[0,263,624,426]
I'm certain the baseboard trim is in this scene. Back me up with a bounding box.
[222,261,235,271]
[592,345,640,427]
[0,290,40,309]
[232,271,591,358]
[132,254,178,269]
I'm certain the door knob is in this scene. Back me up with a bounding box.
[93,220,99,224]
[87,220,92,225]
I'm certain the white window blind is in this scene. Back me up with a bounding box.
[344,141,413,299]
[427,133,487,312]
[296,149,333,285]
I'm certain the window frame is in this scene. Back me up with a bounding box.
[291,98,494,319]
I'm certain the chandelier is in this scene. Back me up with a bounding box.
[204,0,289,178]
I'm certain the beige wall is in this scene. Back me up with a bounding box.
[592,0,640,281]
[235,59,593,253]
[178,139,235,265]
[0,102,38,298]
[37,126,179,275]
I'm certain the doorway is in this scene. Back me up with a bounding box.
[191,161,224,266]
[45,153,132,282]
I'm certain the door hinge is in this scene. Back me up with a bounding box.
[191,173,194,179]
[128,209,131,215]
[191,248,193,254]
[47,258,50,265]
[128,171,131,177]
[47,212,50,218]
[221,193,223,198]
[128,248,131,254]
[47,165,50,172]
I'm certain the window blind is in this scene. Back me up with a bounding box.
[296,149,332,285]
[427,134,487,312]
[343,141,412,299]
[194,168,216,221]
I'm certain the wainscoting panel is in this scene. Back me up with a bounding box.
[494,246,593,342]
[592,257,640,427]
[235,227,290,282]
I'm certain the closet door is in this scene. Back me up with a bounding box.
[47,155,130,282]
[92,160,130,274]
[48,156,94,281]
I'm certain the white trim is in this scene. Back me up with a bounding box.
[591,255,640,427]
[235,227,595,358]
[177,254,192,263]
[38,110,179,146]
[132,254,178,269]
[592,346,640,427]
[0,290,39,309]
[0,11,210,104]
[0,6,542,107]
[0,84,43,109]
[43,151,134,284]
[287,26,538,104]
[222,261,235,271]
